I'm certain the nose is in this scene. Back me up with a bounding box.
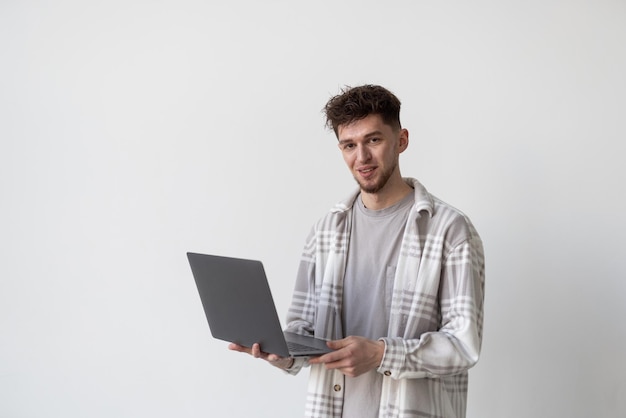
[356,145,371,162]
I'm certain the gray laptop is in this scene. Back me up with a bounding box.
[187,252,332,357]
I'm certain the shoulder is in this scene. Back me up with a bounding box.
[423,195,482,248]
[308,186,360,233]
[311,204,350,234]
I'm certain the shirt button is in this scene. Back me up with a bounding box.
[333,384,342,392]
[384,371,392,376]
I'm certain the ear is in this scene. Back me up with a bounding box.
[398,129,409,153]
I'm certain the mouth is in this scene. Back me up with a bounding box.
[357,166,376,178]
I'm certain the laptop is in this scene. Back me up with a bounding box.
[187,252,332,357]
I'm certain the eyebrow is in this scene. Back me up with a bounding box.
[338,130,385,145]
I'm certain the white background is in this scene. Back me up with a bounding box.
[1,1,625,417]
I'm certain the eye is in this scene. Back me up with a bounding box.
[370,137,381,144]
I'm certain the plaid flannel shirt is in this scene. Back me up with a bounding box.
[285,178,485,418]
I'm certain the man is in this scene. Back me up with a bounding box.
[230,85,485,418]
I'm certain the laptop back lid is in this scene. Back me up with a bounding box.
[187,252,291,357]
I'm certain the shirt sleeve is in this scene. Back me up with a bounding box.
[285,226,318,334]
[283,356,309,376]
[282,228,318,376]
[378,235,485,379]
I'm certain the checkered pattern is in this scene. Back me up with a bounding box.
[285,178,485,418]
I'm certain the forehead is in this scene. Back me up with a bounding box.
[337,114,394,141]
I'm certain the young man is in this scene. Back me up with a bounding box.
[230,85,485,418]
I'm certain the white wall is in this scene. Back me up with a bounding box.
[1,1,625,417]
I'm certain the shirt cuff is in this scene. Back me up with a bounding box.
[377,337,405,378]
[283,356,308,375]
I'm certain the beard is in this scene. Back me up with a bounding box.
[354,160,397,194]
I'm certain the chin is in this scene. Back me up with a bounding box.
[357,180,384,194]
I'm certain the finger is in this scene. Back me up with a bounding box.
[228,343,250,353]
[309,340,344,364]
[308,354,325,364]
[251,343,262,358]
[319,358,352,373]
[266,353,282,362]
[309,348,346,365]
[326,338,350,350]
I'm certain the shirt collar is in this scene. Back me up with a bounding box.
[331,177,434,217]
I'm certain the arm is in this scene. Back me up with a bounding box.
[309,234,483,379]
[284,224,319,333]
[308,336,384,377]
[379,235,485,379]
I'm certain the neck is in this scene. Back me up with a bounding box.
[360,176,413,210]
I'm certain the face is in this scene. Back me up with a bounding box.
[337,114,408,194]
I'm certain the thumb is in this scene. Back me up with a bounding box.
[326,338,349,349]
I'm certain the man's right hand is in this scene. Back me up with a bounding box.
[228,343,295,370]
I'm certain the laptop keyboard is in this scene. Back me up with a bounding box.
[287,341,325,353]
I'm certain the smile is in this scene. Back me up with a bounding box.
[357,167,377,179]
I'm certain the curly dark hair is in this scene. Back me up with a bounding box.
[323,84,402,136]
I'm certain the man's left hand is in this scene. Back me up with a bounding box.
[308,336,385,377]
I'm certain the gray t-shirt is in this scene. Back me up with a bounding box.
[341,191,414,418]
